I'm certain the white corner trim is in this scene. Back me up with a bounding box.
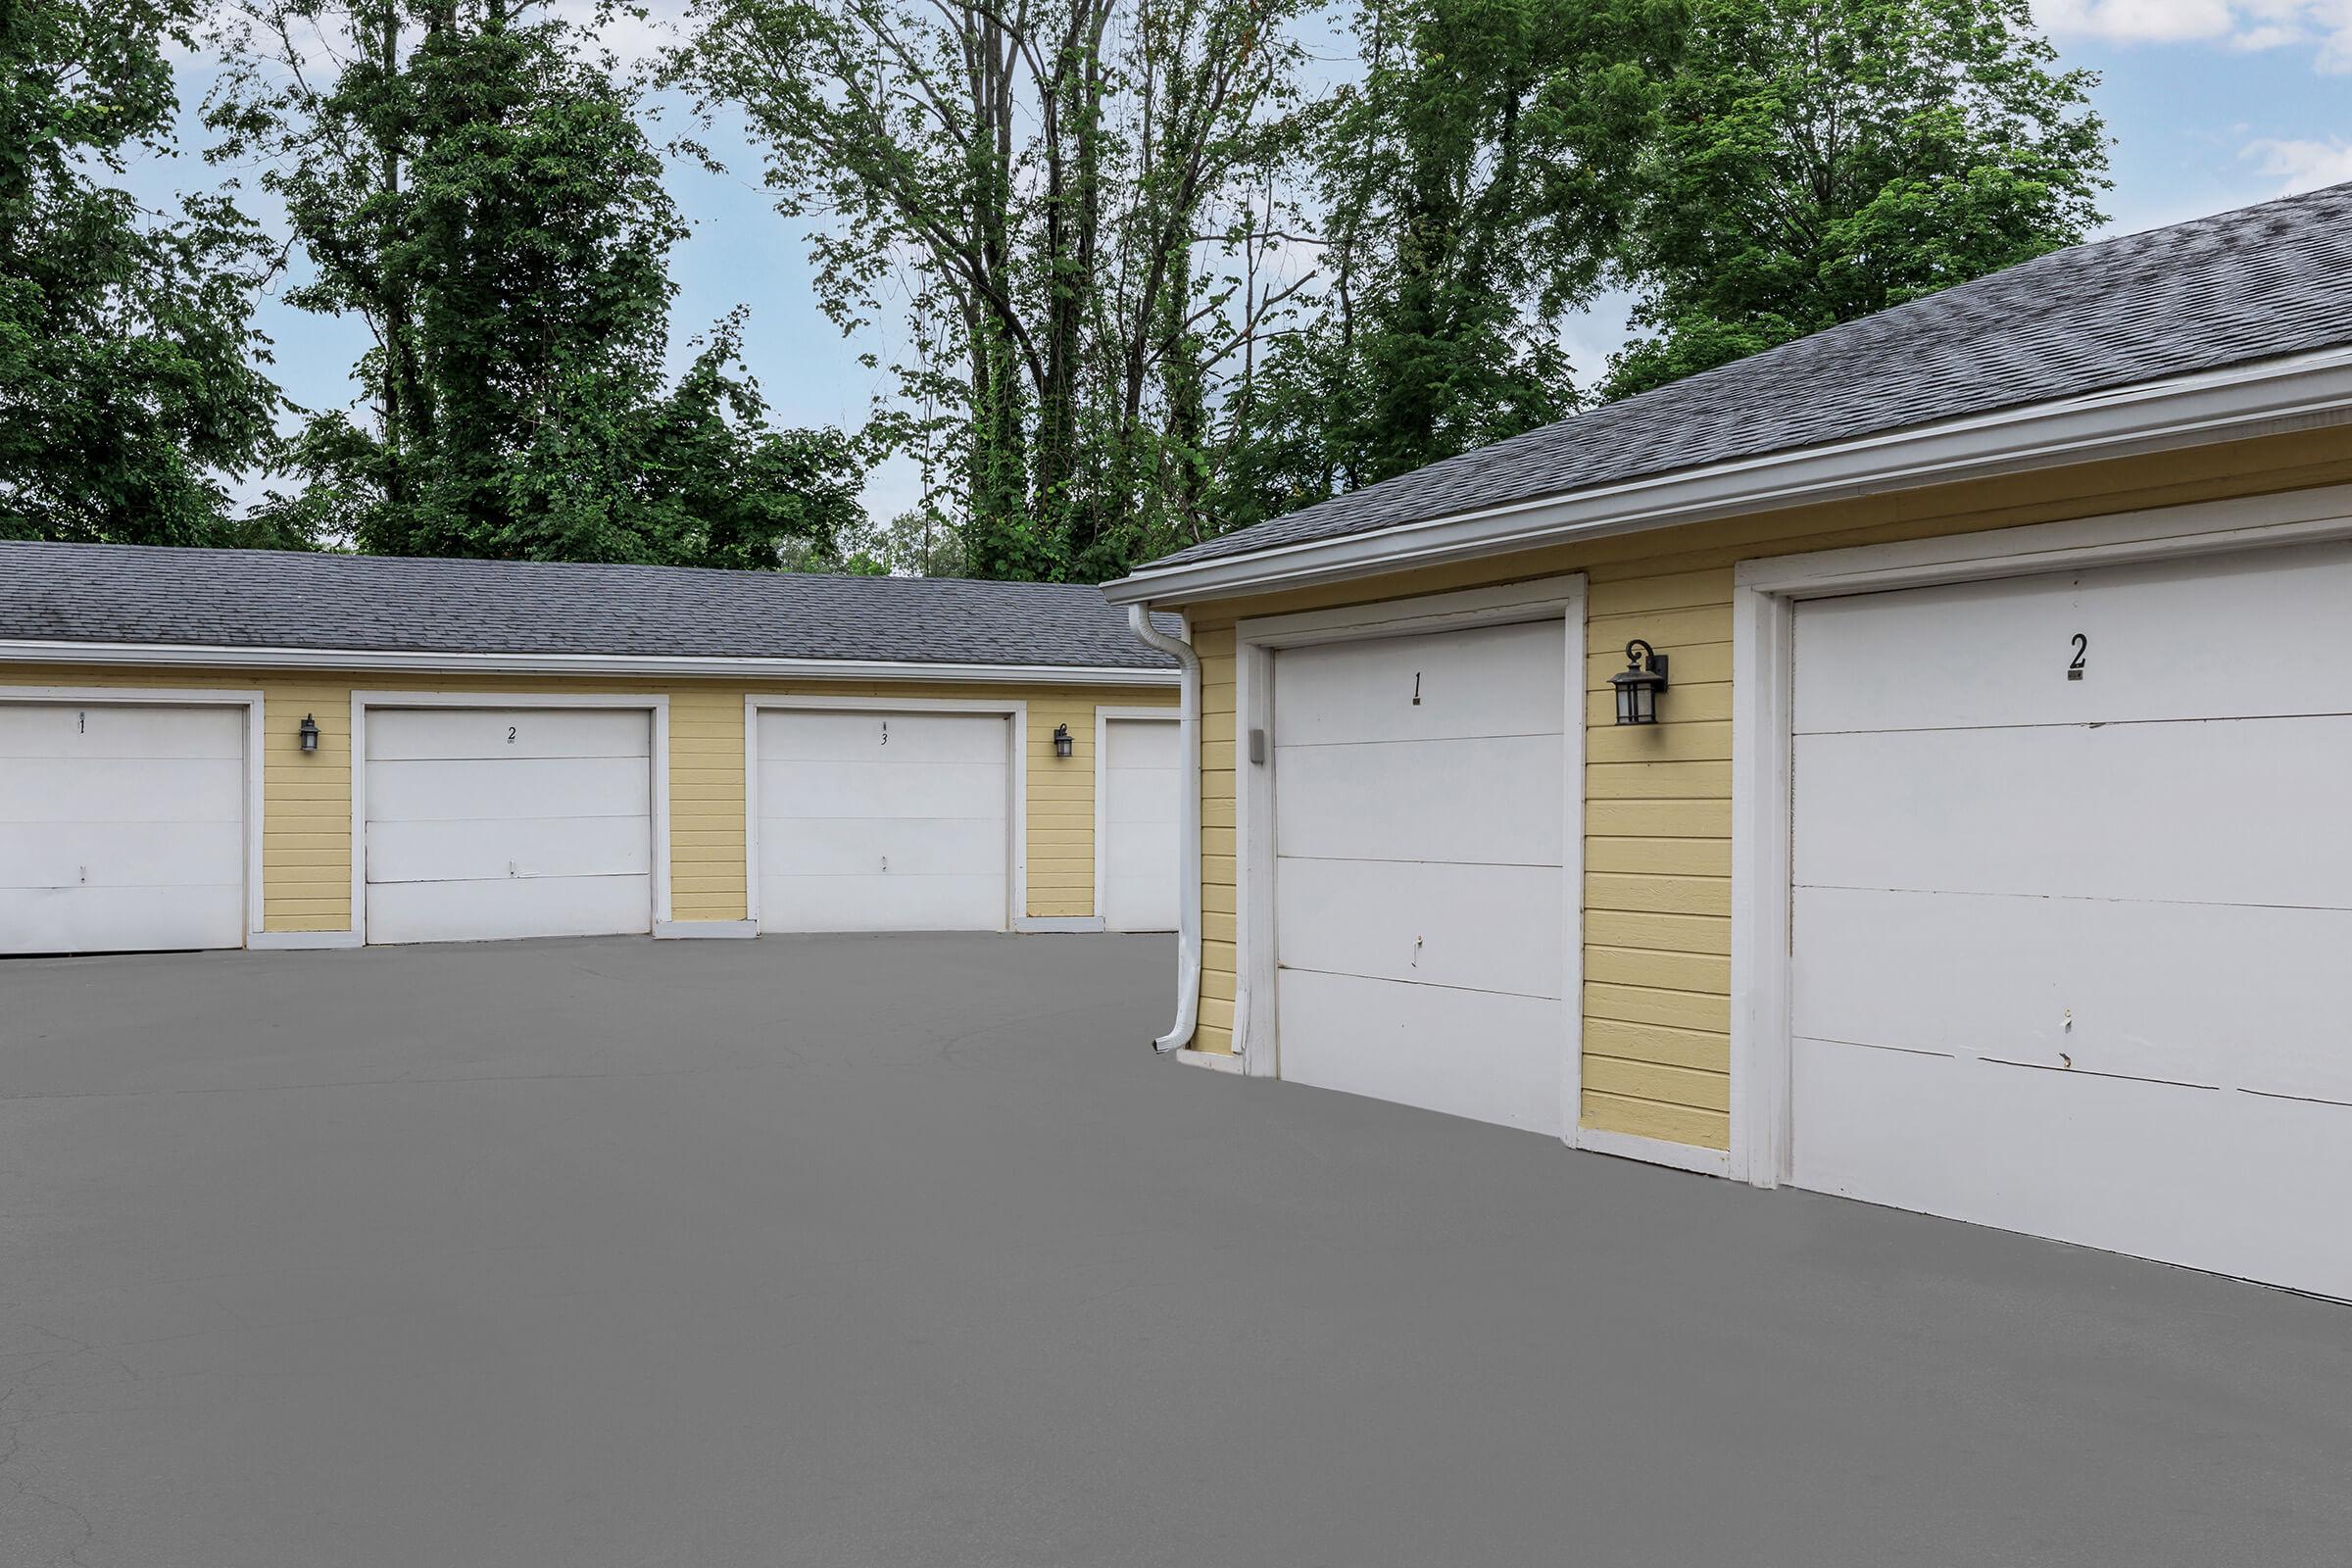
[0,685,270,943]
[0,639,1179,687]
[1173,1047,1247,1074]
[1093,706,1179,929]
[1015,915,1107,933]
[249,929,364,951]
[1235,574,1589,1106]
[1727,483,2352,1191]
[1575,1127,1734,1178]
[1105,345,2352,606]
[743,694,1029,934]
[654,919,759,940]
[350,690,673,948]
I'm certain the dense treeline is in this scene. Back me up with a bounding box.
[0,0,2106,577]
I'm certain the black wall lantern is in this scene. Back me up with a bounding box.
[1609,640,1669,725]
[298,713,321,753]
[1052,722,1074,759]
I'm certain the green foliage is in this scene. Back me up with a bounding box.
[668,0,1320,582]
[1602,0,2108,399]
[212,0,866,566]
[1227,0,1672,519]
[0,0,285,544]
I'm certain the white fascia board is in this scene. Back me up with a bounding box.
[1102,345,2352,606]
[0,641,1180,688]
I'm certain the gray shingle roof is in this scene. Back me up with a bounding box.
[1143,180,2352,574]
[0,542,1179,670]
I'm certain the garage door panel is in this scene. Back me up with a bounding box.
[757,710,1006,765]
[1275,734,1564,865]
[758,760,1007,820]
[757,710,1010,932]
[1278,969,1564,1136]
[1105,718,1179,770]
[1103,827,1172,880]
[0,820,244,891]
[1792,1039,2352,1301]
[1789,547,2352,1299]
[1273,620,1565,747]
[368,816,651,885]
[1795,542,2352,733]
[0,756,243,823]
[1101,718,1179,932]
[1277,858,1562,1000]
[367,874,653,946]
[0,703,248,955]
[362,708,654,944]
[365,709,650,760]
[760,816,1005,878]
[759,874,1006,933]
[1795,885,2352,1104]
[1794,720,2352,907]
[1103,765,1178,825]
[366,756,652,824]
[0,704,245,760]
[0,884,244,954]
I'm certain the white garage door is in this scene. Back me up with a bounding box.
[1273,618,1570,1134]
[1100,716,1179,932]
[364,708,653,945]
[1789,541,2352,1299]
[0,702,246,955]
[756,710,1010,932]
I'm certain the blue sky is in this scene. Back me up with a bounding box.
[143,6,2352,524]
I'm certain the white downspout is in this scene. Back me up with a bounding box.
[1128,604,1200,1054]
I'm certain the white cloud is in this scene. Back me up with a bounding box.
[2036,0,2352,70]
[2241,134,2352,192]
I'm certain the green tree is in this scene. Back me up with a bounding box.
[668,0,1318,581]
[1227,0,1670,522]
[0,0,287,544]
[1602,0,2107,400]
[211,0,865,566]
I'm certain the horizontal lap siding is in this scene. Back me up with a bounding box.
[1176,426,2352,1151]
[0,665,1174,933]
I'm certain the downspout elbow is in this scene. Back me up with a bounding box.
[1129,603,1201,1054]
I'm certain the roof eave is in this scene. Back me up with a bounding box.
[0,641,1181,687]
[1102,343,2352,608]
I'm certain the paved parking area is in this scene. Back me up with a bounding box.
[1,934,2346,1566]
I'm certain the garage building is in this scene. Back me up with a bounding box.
[1105,181,2352,1299]
[0,550,1178,951]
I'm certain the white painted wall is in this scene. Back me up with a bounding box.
[1099,716,1179,932]
[0,702,245,954]
[1788,543,2352,1299]
[1270,618,1569,1134]
[364,708,653,944]
[756,710,1010,932]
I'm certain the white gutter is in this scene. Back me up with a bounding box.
[1102,344,2352,605]
[0,639,1180,687]
[1127,604,1201,1054]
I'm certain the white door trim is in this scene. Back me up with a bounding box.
[1233,575,1589,1147]
[350,690,672,947]
[1094,706,1180,929]
[0,685,268,946]
[1729,480,2352,1187]
[743,694,1028,931]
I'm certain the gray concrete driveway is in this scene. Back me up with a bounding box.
[1,935,2345,1567]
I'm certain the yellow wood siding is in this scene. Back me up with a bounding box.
[1171,425,2352,1152]
[0,664,1172,931]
